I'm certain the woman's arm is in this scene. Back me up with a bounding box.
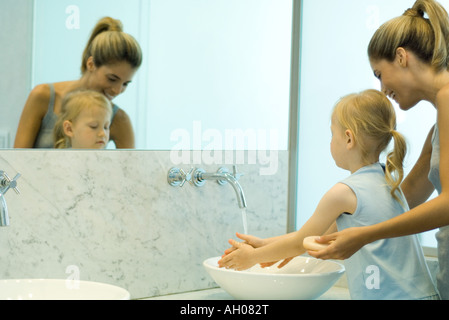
[401,125,435,209]
[218,182,356,270]
[14,84,50,148]
[109,108,135,149]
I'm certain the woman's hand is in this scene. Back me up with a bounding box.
[307,227,368,260]
[260,257,293,268]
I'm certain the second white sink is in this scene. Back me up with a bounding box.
[0,279,130,300]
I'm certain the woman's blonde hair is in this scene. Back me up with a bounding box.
[81,17,142,74]
[368,0,449,70]
[333,89,407,203]
[54,90,112,148]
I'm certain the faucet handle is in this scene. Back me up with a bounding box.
[10,173,21,194]
[179,168,194,187]
[168,167,193,187]
[0,171,20,195]
[232,165,244,180]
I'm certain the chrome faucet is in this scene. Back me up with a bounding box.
[0,171,21,227]
[167,165,247,209]
[0,196,8,226]
[193,166,247,209]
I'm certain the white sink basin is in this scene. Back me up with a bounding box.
[0,279,130,300]
[203,255,345,300]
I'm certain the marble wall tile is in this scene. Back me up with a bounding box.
[0,150,288,299]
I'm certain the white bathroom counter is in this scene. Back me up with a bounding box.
[144,285,351,300]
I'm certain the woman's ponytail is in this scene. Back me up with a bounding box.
[413,0,449,70]
[81,17,142,74]
[368,0,449,71]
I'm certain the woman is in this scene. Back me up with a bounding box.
[309,0,449,299]
[14,16,142,149]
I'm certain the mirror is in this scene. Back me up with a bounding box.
[1,0,292,150]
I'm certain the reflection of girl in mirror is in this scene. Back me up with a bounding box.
[54,90,112,149]
[14,17,142,149]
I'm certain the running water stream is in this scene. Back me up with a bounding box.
[241,208,248,235]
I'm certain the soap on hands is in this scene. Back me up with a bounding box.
[303,236,331,251]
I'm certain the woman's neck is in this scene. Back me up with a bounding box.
[75,74,92,90]
[414,66,449,105]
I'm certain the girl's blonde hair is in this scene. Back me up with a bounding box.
[54,90,112,149]
[333,89,407,203]
[81,17,142,74]
[368,0,449,70]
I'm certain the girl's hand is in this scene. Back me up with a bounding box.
[307,227,367,260]
[222,232,266,256]
[218,239,257,271]
[235,232,266,248]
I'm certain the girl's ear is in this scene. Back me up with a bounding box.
[63,120,74,137]
[345,129,355,149]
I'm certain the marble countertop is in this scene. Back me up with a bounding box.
[143,285,351,300]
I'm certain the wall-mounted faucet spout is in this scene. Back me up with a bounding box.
[0,195,9,226]
[193,166,247,209]
[167,166,247,209]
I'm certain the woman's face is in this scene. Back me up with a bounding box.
[370,53,420,110]
[85,57,137,101]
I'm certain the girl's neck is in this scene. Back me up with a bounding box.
[348,154,379,174]
[349,162,378,174]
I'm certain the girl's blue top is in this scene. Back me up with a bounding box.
[337,163,438,300]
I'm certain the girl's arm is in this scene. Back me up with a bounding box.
[311,88,449,260]
[218,182,356,270]
[14,84,50,148]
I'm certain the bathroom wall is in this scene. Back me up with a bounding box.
[0,0,33,148]
[0,150,287,299]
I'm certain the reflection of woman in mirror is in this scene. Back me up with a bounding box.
[14,17,142,149]
[54,90,112,149]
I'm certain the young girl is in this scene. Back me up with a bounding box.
[15,16,141,149]
[219,89,439,300]
[53,90,112,149]
[310,0,449,300]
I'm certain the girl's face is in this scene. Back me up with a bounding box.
[64,105,111,149]
[330,114,349,170]
[85,58,137,101]
[370,53,420,110]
